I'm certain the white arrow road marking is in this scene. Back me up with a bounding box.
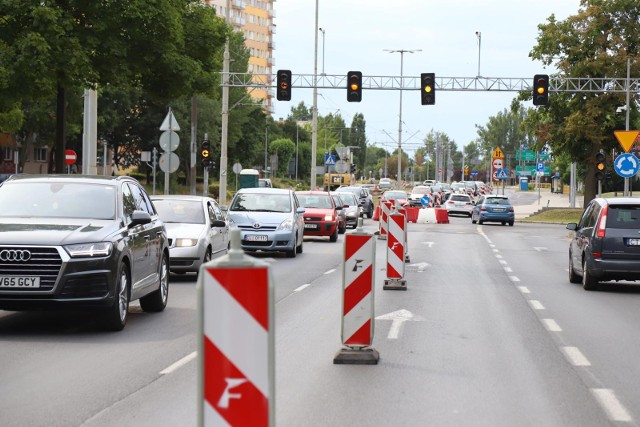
[421,242,435,248]
[408,262,429,272]
[376,309,425,339]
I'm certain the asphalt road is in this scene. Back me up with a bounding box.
[1,215,639,426]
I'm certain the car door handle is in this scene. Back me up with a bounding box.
[144,235,151,240]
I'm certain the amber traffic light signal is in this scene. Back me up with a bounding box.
[347,71,362,102]
[201,139,212,168]
[595,152,605,181]
[533,74,549,106]
[421,73,435,105]
[276,70,292,101]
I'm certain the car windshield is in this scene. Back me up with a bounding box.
[0,182,116,219]
[152,200,204,224]
[485,197,511,205]
[297,194,333,209]
[339,193,358,206]
[384,191,406,200]
[230,193,291,213]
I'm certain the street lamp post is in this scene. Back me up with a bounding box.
[310,0,319,190]
[475,31,482,77]
[319,27,326,76]
[384,48,421,188]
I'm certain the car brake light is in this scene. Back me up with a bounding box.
[596,204,608,238]
[447,200,453,204]
[481,206,487,211]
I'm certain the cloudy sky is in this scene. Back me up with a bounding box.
[272,0,582,157]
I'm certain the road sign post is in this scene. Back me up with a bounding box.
[197,230,274,426]
[65,149,77,174]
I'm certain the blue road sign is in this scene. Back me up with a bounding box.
[324,154,336,166]
[420,195,431,207]
[495,168,508,180]
[536,162,544,172]
[614,153,640,178]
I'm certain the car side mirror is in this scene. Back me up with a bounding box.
[296,207,305,213]
[211,219,227,228]
[335,206,343,210]
[566,223,578,231]
[130,211,152,228]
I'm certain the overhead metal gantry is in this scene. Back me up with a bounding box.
[227,73,640,93]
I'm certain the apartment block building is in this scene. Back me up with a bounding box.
[205,0,276,113]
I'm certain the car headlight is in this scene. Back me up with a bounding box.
[175,238,197,247]
[325,215,333,221]
[64,242,112,258]
[278,218,294,231]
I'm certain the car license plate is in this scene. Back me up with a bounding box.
[0,276,40,288]
[245,234,267,242]
[493,208,505,212]
[627,238,640,246]
[305,223,318,229]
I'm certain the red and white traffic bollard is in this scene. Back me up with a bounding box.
[397,205,410,263]
[334,217,379,365]
[384,206,407,291]
[377,201,392,240]
[198,229,275,426]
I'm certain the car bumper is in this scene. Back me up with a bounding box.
[237,229,296,252]
[588,256,640,280]
[478,212,515,222]
[168,246,203,273]
[303,221,337,236]
[446,206,473,215]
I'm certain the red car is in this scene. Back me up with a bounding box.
[295,191,341,242]
[380,190,410,208]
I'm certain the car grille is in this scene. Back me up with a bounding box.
[0,246,62,292]
[237,224,277,231]
[304,215,323,221]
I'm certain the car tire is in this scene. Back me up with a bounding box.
[471,214,477,224]
[569,254,581,283]
[367,204,373,219]
[508,221,514,226]
[339,223,346,234]
[101,262,130,331]
[296,237,304,254]
[501,221,506,225]
[203,248,212,264]
[329,228,338,243]
[478,219,484,225]
[140,253,169,312]
[582,258,598,291]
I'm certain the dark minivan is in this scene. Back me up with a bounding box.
[567,197,640,290]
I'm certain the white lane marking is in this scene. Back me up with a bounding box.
[518,286,531,294]
[489,243,495,247]
[542,318,562,332]
[592,389,632,422]
[499,260,508,265]
[529,300,545,310]
[533,247,548,252]
[294,284,311,292]
[561,346,591,366]
[508,276,520,282]
[492,248,499,253]
[160,351,197,375]
[421,242,435,247]
[324,269,336,275]
[504,267,512,273]
[495,254,503,259]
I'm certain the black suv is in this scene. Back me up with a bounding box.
[0,175,170,330]
[567,197,640,290]
[336,186,374,218]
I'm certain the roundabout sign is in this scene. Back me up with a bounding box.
[614,153,640,178]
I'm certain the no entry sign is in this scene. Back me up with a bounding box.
[65,149,77,166]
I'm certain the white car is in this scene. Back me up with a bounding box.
[378,178,393,189]
[151,195,230,274]
[444,193,474,217]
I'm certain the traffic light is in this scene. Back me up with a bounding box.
[350,163,357,174]
[533,74,549,106]
[595,152,605,181]
[276,69,292,101]
[201,139,212,168]
[421,73,435,105]
[347,71,362,102]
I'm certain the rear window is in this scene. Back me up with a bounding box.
[450,195,470,202]
[485,197,510,206]
[606,205,640,229]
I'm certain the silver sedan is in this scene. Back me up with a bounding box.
[150,195,229,274]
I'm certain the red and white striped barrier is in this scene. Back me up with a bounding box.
[198,230,275,426]
[377,201,392,240]
[334,218,379,364]
[384,208,407,290]
[397,206,410,263]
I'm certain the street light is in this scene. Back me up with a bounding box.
[319,27,326,76]
[475,31,482,77]
[383,48,421,188]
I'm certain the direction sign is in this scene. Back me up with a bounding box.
[324,154,336,166]
[614,153,640,178]
[492,147,505,159]
[65,149,77,166]
[614,130,640,153]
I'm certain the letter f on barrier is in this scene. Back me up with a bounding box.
[217,378,248,409]
[391,242,400,251]
[352,259,364,272]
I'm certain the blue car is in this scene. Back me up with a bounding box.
[471,195,515,226]
[226,188,305,257]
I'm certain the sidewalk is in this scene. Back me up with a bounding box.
[510,187,583,220]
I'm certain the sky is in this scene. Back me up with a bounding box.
[272,0,582,157]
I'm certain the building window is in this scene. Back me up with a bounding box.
[2,147,11,162]
[35,147,47,162]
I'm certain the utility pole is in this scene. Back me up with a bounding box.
[219,0,231,205]
[310,0,319,190]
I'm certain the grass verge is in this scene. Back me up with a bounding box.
[520,208,583,224]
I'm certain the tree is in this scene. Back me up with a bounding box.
[529,0,640,204]
[349,113,367,168]
[269,138,296,177]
